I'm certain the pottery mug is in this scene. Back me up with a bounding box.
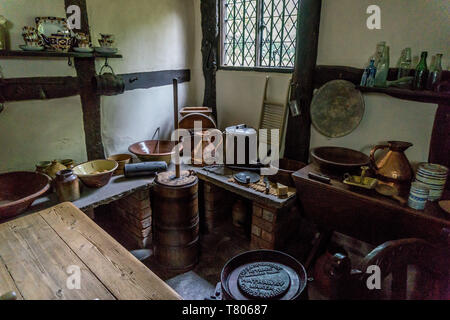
[22,26,43,47]
[99,34,115,47]
[75,32,91,48]
[408,182,429,211]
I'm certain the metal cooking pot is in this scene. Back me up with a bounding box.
[220,250,308,300]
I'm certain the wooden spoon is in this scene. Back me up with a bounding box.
[376,184,407,206]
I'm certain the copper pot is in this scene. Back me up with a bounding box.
[370,141,414,186]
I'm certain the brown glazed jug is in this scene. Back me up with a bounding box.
[370,141,414,185]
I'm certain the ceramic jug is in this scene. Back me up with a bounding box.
[370,141,414,184]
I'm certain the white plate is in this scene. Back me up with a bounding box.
[19,45,45,51]
[73,47,94,53]
[94,47,118,54]
[35,17,71,38]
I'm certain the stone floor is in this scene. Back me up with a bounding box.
[95,204,316,299]
[94,202,381,300]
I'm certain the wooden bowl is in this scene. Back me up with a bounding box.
[311,147,370,173]
[0,172,50,220]
[128,140,179,164]
[73,160,118,188]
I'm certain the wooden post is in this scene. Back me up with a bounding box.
[65,0,105,160]
[200,0,219,120]
[284,0,322,162]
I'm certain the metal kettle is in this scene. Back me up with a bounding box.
[370,141,414,184]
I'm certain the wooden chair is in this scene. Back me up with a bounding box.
[340,229,450,300]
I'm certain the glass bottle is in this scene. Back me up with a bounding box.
[369,41,386,68]
[0,16,7,50]
[366,60,377,87]
[375,46,390,87]
[360,66,369,87]
[413,51,428,90]
[427,54,443,91]
[398,48,412,79]
[361,59,376,87]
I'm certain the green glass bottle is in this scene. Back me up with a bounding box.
[413,52,428,90]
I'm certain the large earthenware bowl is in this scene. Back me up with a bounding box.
[311,147,370,173]
[73,159,118,188]
[128,140,179,164]
[0,172,51,220]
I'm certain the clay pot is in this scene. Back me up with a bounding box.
[55,169,80,202]
[45,160,67,180]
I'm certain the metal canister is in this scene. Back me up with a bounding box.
[55,169,80,202]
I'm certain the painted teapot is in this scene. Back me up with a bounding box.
[370,141,414,185]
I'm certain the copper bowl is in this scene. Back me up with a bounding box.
[311,147,370,173]
[128,140,179,164]
[0,172,51,220]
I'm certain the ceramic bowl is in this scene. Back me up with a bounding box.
[73,160,118,188]
[45,34,72,52]
[128,140,179,164]
[0,172,50,220]
[107,154,132,175]
[311,147,370,173]
[415,163,448,201]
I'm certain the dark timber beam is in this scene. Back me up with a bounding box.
[122,69,190,91]
[65,0,104,160]
[200,0,219,120]
[0,69,191,102]
[0,77,79,101]
[284,0,322,162]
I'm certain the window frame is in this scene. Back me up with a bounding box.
[219,0,297,73]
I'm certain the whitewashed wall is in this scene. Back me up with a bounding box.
[0,0,200,172]
[213,0,449,164]
[0,0,86,172]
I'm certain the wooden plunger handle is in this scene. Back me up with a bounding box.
[173,78,180,178]
[173,78,179,131]
[175,163,181,178]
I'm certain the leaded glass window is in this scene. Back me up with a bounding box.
[221,0,299,69]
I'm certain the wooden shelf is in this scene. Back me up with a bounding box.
[356,85,450,105]
[315,65,450,105]
[0,50,122,59]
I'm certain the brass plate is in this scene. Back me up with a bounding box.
[311,80,365,138]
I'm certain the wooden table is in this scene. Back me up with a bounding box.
[293,163,450,246]
[0,202,181,300]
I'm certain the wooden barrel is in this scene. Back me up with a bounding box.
[153,171,200,271]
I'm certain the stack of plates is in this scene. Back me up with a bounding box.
[415,163,449,201]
